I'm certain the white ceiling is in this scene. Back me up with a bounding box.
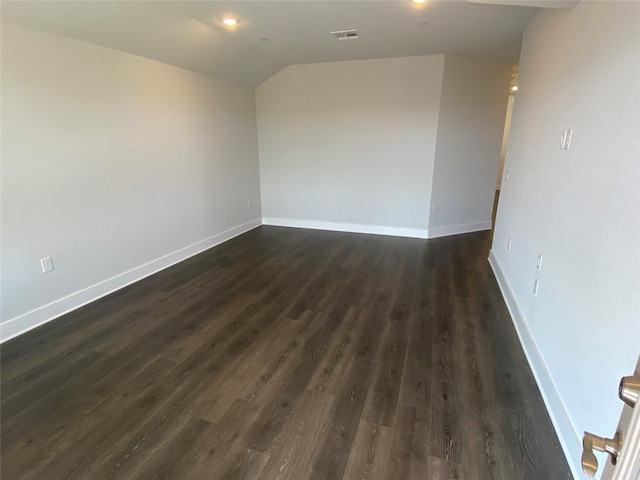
[2,0,543,87]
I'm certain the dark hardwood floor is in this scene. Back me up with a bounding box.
[1,226,572,480]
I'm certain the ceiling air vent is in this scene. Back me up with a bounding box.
[331,29,359,40]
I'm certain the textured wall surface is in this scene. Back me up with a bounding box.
[490,2,640,477]
[256,55,445,237]
[429,55,511,237]
[1,23,262,339]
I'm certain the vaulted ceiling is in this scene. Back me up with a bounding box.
[2,1,545,87]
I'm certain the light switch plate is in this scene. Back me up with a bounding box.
[560,129,572,150]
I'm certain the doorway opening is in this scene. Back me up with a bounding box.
[494,68,518,225]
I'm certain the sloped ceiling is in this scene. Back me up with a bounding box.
[2,0,544,87]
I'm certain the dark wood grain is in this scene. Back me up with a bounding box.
[384,403,432,480]
[312,356,375,480]
[257,390,334,480]
[1,226,572,480]
[344,421,393,480]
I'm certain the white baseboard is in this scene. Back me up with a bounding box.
[0,218,262,343]
[262,217,429,239]
[488,250,581,480]
[261,217,492,241]
[428,220,492,239]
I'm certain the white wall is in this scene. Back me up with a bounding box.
[489,2,640,478]
[256,55,445,239]
[429,55,511,238]
[1,23,262,341]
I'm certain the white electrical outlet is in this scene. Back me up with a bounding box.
[246,198,251,207]
[507,238,512,251]
[504,170,510,182]
[432,204,438,214]
[537,254,543,271]
[533,278,539,296]
[41,256,54,273]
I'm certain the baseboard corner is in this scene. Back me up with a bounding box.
[428,220,492,239]
[262,217,429,239]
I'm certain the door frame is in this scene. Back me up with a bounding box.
[608,402,640,479]
[604,356,640,480]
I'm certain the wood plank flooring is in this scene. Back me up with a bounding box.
[1,226,572,480]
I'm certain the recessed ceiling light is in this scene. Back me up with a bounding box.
[221,17,239,27]
[412,0,427,3]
